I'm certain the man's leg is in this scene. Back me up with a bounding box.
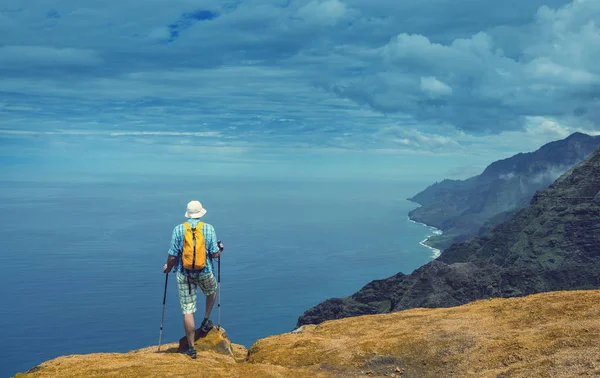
[204,291,216,320]
[176,273,198,351]
[184,313,196,348]
[198,272,218,329]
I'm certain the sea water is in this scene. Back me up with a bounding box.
[0,178,438,377]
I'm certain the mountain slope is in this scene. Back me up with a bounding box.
[409,132,600,250]
[297,147,600,326]
[16,291,600,378]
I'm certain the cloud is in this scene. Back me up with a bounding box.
[526,58,599,86]
[420,76,453,98]
[46,10,60,19]
[381,32,495,69]
[1,0,600,181]
[165,145,248,155]
[0,46,102,68]
[296,0,347,26]
[108,131,221,137]
[523,117,572,139]
[530,166,571,184]
[322,1,600,133]
[499,172,516,180]
[0,129,222,138]
[166,9,219,43]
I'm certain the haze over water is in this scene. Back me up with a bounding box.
[0,177,438,377]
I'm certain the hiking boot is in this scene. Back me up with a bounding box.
[183,347,197,359]
[200,319,214,333]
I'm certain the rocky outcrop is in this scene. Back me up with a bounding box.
[16,291,600,377]
[178,326,234,356]
[409,132,600,250]
[298,147,600,326]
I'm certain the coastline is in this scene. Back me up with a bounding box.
[407,216,443,259]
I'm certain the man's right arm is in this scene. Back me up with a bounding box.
[163,225,182,273]
[206,224,223,258]
[163,255,177,273]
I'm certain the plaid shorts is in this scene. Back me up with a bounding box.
[176,271,218,314]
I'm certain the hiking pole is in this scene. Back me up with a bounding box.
[218,256,221,329]
[217,241,222,330]
[158,272,168,352]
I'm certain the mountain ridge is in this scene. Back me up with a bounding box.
[297,147,600,326]
[408,132,600,250]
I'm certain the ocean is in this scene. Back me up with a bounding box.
[0,178,439,377]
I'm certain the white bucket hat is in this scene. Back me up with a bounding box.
[185,200,207,219]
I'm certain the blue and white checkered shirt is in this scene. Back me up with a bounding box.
[168,219,219,274]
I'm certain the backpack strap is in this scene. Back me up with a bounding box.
[196,223,205,261]
[182,222,194,273]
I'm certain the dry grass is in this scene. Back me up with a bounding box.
[16,290,600,377]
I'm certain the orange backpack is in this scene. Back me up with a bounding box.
[182,222,206,271]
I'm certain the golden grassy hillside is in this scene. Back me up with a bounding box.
[16,290,600,378]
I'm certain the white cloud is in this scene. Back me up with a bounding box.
[0,46,102,67]
[296,0,347,25]
[322,1,600,133]
[108,131,221,137]
[530,166,570,184]
[0,103,39,111]
[382,32,496,71]
[0,129,222,138]
[523,117,572,139]
[526,58,599,85]
[165,145,249,155]
[420,76,453,97]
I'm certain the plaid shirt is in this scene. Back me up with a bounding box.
[168,219,219,274]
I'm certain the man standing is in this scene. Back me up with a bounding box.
[163,200,224,359]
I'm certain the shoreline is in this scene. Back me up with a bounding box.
[407,216,443,259]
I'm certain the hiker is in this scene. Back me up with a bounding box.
[162,200,224,359]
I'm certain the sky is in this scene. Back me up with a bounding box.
[1,0,600,182]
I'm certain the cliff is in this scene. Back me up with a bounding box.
[298,147,600,326]
[16,290,600,377]
[409,132,600,250]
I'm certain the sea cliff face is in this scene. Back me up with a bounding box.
[408,132,600,250]
[297,147,600,327]
[16,290,600,377]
